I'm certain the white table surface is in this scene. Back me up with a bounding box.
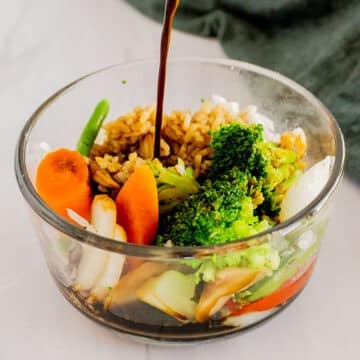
[1,0,360,358]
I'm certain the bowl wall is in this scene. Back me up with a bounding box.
[16,59,344,342]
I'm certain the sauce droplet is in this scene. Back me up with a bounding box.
[153,0,180,158]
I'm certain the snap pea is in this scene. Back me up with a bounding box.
[76,99,110,156]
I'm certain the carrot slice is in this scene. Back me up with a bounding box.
[115,165,158,245]
[36,148,91,222]
[227,258,316,316]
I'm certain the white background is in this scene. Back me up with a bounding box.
[1,0,359,359]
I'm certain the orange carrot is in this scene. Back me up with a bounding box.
[227,259,316,316]
[36,148,92,222]
[115,165,159,245]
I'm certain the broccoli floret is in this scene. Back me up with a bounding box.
[255,142,302,218]
[149,158,200,214]
[157,167,270,246]
[157,122,302,247]
[211,123,302,219]
[210,123,267,178]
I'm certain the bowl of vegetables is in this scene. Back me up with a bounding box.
[15,58,344,343]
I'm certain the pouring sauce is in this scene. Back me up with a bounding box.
[153,0,180,158]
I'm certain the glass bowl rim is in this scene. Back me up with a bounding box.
[14,57,345,258]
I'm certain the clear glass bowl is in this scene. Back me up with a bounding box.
[15,58,344,343]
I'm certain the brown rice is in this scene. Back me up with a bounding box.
[90,101,249,192]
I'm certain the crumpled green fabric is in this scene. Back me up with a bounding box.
[127,0,360,182]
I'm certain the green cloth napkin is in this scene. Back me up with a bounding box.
[127,0,360,182]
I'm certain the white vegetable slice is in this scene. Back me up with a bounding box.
[66,208,95,231]
[292,127,306,144]
[136,270,197,322]
[90,195,116,238]
[223,308,277,328]
[211,94,240,115]
[280,156,334,222]
[94,128,107,145]
[245,106,279,142]
[74,195,116,292]
[91,225,127,301]
[211,94,227,107]
[75,244,109,292]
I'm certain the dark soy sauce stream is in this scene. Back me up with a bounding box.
[153,0,180,158]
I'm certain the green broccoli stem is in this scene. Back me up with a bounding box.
[158,170,199,193]
[150,159,200,214]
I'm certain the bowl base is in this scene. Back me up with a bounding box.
[54,277,305,344]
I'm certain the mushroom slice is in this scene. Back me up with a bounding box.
[74,195,116,292]
[104,262,169,310]
[93,168,120,189]
[136,270,197,322]
[195,267,266,323]
[90,225,127,301]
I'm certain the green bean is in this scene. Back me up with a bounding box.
[76,99,110,156]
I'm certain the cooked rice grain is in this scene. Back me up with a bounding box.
[90,102,247,191]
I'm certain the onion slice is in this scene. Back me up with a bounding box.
[91,225,127,300]
[74,195,116,292]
